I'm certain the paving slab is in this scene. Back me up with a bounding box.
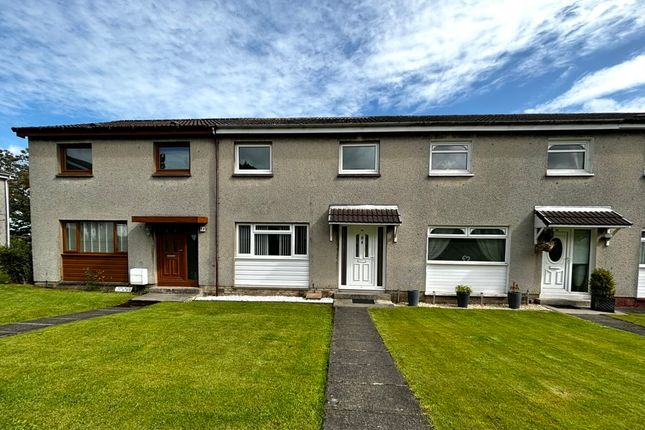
[130,293,195,302]
[575,314,645,336]
[0,303,143,338]
[323,307,431,430]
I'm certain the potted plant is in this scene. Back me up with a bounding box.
[508,281,522,309]
[455,285,472,308]
[535,229,556,252]
[590,268,616,312]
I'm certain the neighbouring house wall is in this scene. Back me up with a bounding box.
[0,179,8,247]
[29,137,215,285]
[217,132,645,297]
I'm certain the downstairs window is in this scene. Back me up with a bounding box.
[427,227,507,263]
[237,224,308,257]
[63,221,128,253]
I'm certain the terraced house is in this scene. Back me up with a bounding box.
[12,113,645,306]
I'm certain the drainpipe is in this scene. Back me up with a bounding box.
[212,127,219,296]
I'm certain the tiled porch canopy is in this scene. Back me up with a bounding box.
[328,205,402,225]
[534,206,632,244]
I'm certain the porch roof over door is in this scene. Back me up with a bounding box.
[328,205,402,225]
[534,206,632,228]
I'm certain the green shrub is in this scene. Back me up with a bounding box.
[0,238,33,284]
[455,284,472,294]
[0,270,11,284]
[589,268,616,297]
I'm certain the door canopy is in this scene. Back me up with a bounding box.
[534,206,632,245]
[328,205,401,225]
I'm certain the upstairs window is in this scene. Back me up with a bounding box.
[428,226,507,263]
[237,224,308,257]
[339,143,379,175]
[155,142,190,175]
[429,142,472,175]
[235,143,272,175]
[59,144,92,176]
[547,141,591,175]
[640,230,645,266]
[63,221,127,253]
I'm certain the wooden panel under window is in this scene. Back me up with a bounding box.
[61,254,128,282]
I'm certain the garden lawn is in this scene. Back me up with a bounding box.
[370,307,645,430]
[611,313,645,327]
[0,301,332,430]
[0,284,133,324]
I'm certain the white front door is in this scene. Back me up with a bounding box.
[541,228,593,297]
[541,230,569,294]
[346,225,377,289]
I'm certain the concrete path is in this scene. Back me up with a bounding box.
[324,307,431,430]
[574,314,645,336]
[546,306,645,336]
[0,305,142,338]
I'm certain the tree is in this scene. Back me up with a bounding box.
[0,148,30,240]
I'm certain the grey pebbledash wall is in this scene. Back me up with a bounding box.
[216,132,644,297]
[27,129,645,297]
[28,137,216,285]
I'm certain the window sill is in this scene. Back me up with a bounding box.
[152,172,191,177]
[427,261,508,266]
[337,173,381,178]
[546,171,594,177]
[232,173,273,178]
[428,172,474,177]
[56,172,93,178]
[235,255,308,260]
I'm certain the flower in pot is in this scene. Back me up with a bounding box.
[455,284,472,308]
[508,281,522,309]
[589,268,616,313]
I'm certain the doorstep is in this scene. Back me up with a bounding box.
[130,293,196,303]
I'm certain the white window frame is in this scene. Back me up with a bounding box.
[235,143,272,175]
[236,223,308,259]
[427,226,509,266]
[546,140,593,176]
[429,141,473,176]
[338,142,379,175]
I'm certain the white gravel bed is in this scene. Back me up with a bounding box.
[415,302,550,311]
[195,295,333,304]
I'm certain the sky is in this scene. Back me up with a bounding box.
[1,0,645,152]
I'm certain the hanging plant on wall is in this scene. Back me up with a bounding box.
[535,229,555,253]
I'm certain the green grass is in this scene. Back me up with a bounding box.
[0,302,332,429]
[370,308,645,430]
[0,285,133,324]
[611,313,645,327]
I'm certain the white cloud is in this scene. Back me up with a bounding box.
[0,0,644,120]
[531,54,645,112]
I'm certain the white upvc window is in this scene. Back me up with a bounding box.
[429,141,472,176]
[427,226,508,265]
[237,224,308,258]
[547,140,592,176]
[640,230,645,266]
[339,143,379,175]
[235,143,272,175]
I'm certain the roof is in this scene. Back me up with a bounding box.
[12,112,645,138]
[534,206,632,228]
[328,205,402,225]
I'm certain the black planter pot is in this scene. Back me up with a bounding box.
[507,291,522,309]
[591,295,615,313]
[456,292,470,308]
[407,290,420,307]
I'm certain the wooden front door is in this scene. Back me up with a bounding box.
[157,231,195,286]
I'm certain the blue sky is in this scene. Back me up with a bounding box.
[2,0,645,152]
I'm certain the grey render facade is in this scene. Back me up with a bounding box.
[13,114,645,305]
